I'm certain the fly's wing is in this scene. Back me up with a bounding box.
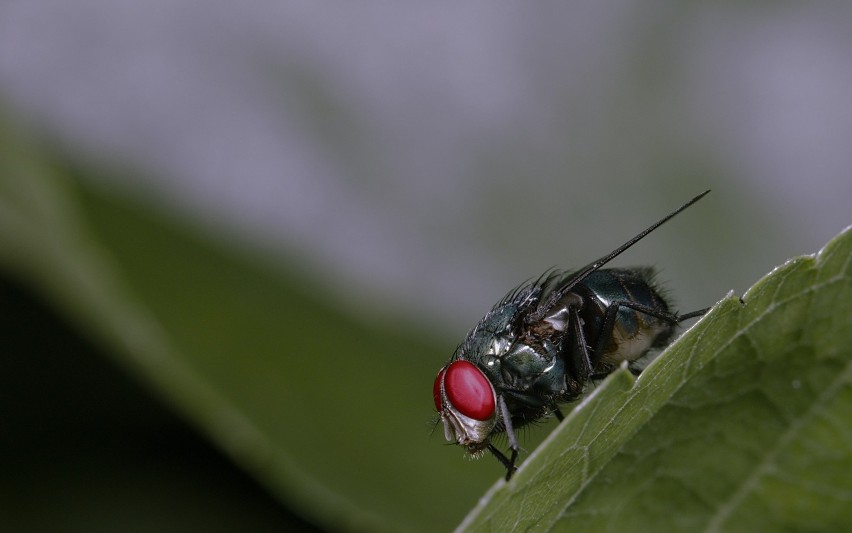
[527,190,710,321]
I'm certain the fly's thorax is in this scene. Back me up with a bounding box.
[464,289,572,397]
[455,303,517,361]
[455,302,525,389]
[464,320,566,396]
[499,338,566,394]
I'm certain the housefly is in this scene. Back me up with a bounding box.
[432,191,710,481]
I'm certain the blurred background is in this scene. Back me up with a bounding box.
[1,2,850,532]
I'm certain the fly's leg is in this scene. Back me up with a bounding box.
[590,300,709,378]
[676,307,710,321]
[568,306,594,389]
[487,443,516,476]
[491,395,520,481]
[547,303,595,397]
[541,293,594,396]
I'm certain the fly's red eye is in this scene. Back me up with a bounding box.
[444,360,495,420]
[433,367,447,411]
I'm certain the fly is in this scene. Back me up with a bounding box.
[432,191,711,481]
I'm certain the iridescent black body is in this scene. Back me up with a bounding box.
[458,266,678,431]
[434,191,711,480]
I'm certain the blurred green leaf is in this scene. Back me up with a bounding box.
[459,226,852,531]
[0,116,501,532]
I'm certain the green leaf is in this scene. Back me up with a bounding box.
[459,226,852,531]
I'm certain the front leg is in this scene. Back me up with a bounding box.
[487,443,517,480]
[495,394,520,481]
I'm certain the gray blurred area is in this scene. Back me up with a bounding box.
[1,1,850,331]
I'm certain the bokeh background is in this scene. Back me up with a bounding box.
[1,2,850,532]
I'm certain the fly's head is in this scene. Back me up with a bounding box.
[432,286,541,454]
[433,360,497,454]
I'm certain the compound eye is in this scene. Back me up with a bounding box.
[433,366,447,412]
[443,360,496,421]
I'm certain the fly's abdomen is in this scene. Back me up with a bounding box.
[575,268,676,370]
